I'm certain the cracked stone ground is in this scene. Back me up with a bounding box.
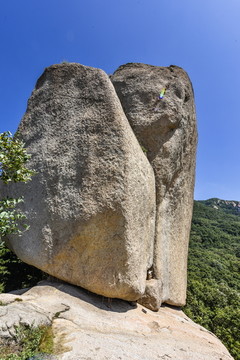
[0,281,233,360]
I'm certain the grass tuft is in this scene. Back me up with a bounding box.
[0,324,54,360]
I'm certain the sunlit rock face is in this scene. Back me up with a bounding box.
[4,62,197,310]
[111,63,197,307]
[4,63,156,301]
[0,282,234,360]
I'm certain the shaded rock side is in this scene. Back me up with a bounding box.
[0,281,234,360]
[111,63,198,306]
[4,63,156,301]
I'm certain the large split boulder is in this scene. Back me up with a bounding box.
[111,63,197,306]
[4,63,156,301]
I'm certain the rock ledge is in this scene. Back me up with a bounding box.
[0,281,233,360]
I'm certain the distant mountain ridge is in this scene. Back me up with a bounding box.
[199,198,240,216]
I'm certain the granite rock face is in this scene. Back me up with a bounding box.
[5,63,156,301]
[3,62,197,309]
[0,282,234,360]
[111,63,197,306]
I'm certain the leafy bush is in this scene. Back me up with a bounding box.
[0,242,45,293]
[0,131,34,240]
[0,131,44,293]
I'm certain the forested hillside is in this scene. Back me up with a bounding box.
[184,199,240,359]
[0,199,239,359]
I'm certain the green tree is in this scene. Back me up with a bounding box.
[184,200,240,360]
[0,131,43,293]
[0,131,34,240]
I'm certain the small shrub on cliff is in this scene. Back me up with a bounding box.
[0,131,34,240]
[0,131,44,293]
[0,242,45,293]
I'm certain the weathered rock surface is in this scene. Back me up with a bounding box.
[0,282,233,360]
[111,63,197,307]
[0,301,51,338]
[4,63,156,301]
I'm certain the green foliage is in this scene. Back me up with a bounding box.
[0,131,34,240]
[185,200,240,360]
[141,145,148,154]
[0,324,54,360]
[0,132,33,184]
[0,243,45,293]
[0,198,29,239]
[0,131,44,294]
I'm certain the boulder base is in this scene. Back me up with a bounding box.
[0,282,233,360]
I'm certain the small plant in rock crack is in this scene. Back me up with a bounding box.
[141,145,148,154]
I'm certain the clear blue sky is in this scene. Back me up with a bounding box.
[1,0,239,200]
